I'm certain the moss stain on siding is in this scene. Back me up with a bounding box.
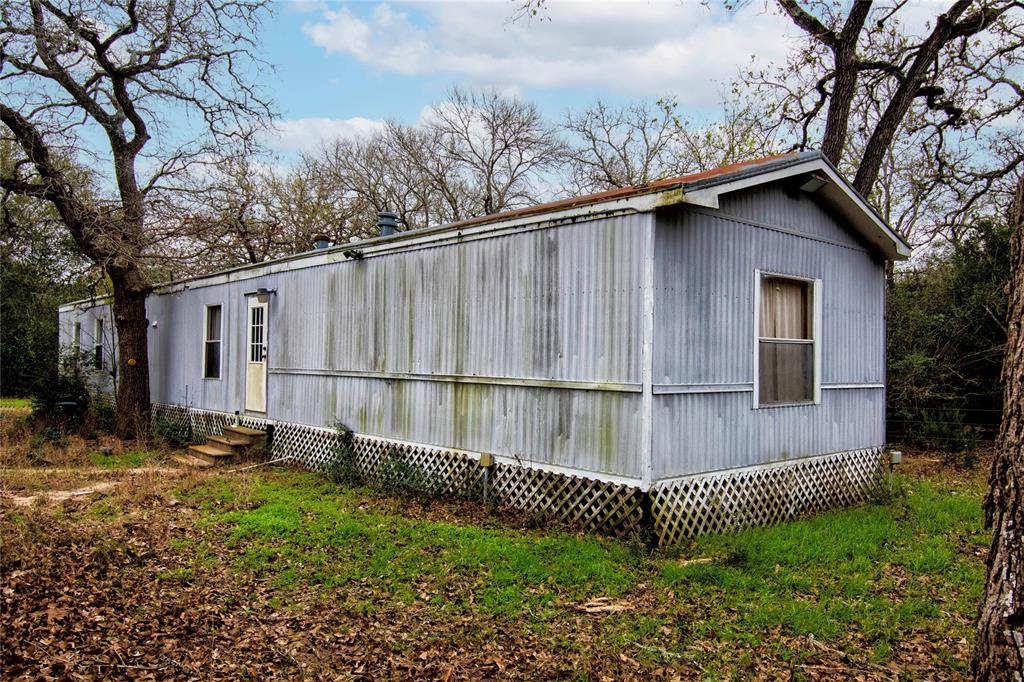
[597,392,617,471]
[391,379,410,437]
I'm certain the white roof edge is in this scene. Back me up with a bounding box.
[58,295,113,313]
[682,157,911,260]
[57,155,909,310]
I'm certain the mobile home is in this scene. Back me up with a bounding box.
[59,151,910,543]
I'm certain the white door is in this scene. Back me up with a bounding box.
[245,298,268,413]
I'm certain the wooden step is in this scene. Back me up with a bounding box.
[223,425,266,441]
[208,434,251,450]
[188,443,234,465]
[173,453,214,469]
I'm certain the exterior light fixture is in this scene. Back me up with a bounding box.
[799,174,828,193]
[256,287,277,304]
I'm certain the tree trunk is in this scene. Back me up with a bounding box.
[109,270,151,440]
[852,0,972,196]
[973,174,1024,680]
[820,1,873,166]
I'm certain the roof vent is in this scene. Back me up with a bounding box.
[377,211,399,237]
[312,234,332,250]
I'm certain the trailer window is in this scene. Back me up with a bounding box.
[758,275,815,405]
[93,319,104,370]
[204,305,222,379]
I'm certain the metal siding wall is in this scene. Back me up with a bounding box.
[653,184,886,479]
[57,302,116,395]
[652,390,884,478]
[717,183,866,249]
[78,214,647,478]
[271,375,642,477]
[261,214,646,478]
[144,279,277,413]
[270,215,644,383]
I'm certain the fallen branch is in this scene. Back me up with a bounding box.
[630,640,683,660]
[226,456,293,473]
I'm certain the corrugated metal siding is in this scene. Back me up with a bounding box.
[271,215,645,383]
[57,214,648,479]
[654,193,885,386]
[272,375,642,477]
[652,389,884,478]
[717,183,866,250]
[264,214,647,477]
[652,183,886,479]
[57,302,116,395]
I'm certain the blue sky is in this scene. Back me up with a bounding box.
[257,0,801,156]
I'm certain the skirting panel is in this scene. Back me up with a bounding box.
[649,447,885,545]
[151,404,644,538]
[152,405,881,544]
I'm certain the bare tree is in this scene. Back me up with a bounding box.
[169,155,280,269]
[427,86,563,215]
[742,0,1023,245]
[316,131,430,233]
[0,0,273,437]
[563,98,680,192]
[563,96,779,193]
[312,90,562,233]
[671,98,781,175]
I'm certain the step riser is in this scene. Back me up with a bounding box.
[207,436,250,452]
[223,426,267,447]
[188,449,232,466]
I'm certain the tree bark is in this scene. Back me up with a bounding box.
[820,1,872,165]
[973,174,1024,680]
[108,268,151,440]
[851,0,973,196]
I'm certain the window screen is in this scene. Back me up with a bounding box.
[204,305,222,379]
[759,276,814,404]
[73,322,81,357]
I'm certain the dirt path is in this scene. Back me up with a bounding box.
[0,466,186,507]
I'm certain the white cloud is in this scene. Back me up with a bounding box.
[266,116,386,153]
[302,1,797,104]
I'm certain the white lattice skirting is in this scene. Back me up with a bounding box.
[152,404,883,544]
[649,448,886,545]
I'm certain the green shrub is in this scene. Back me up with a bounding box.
[887,218,1009,455]
[29,351,90,431]
[325,422,363,487]
[152,414,193,447]
[377,447,443,500]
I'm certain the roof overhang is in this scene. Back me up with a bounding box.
[57,151,909,310]
[668,153,911,260]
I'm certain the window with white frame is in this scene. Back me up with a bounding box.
[93,318,104,369]
[73,322,81,358]
[757,274,818,405]
[204,305,222,379]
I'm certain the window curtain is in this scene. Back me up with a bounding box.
[760,278,808,339]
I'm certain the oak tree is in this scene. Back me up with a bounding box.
[0,0,273,437]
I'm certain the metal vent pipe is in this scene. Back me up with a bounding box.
[377,211,399,237]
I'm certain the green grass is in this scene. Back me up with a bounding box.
[87,450,158,468]
[658,477,987,666]
[0,397,32,409]
[176,470,986,673]
[185,473,639,618]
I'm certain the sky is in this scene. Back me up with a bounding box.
[258,0,802,157]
